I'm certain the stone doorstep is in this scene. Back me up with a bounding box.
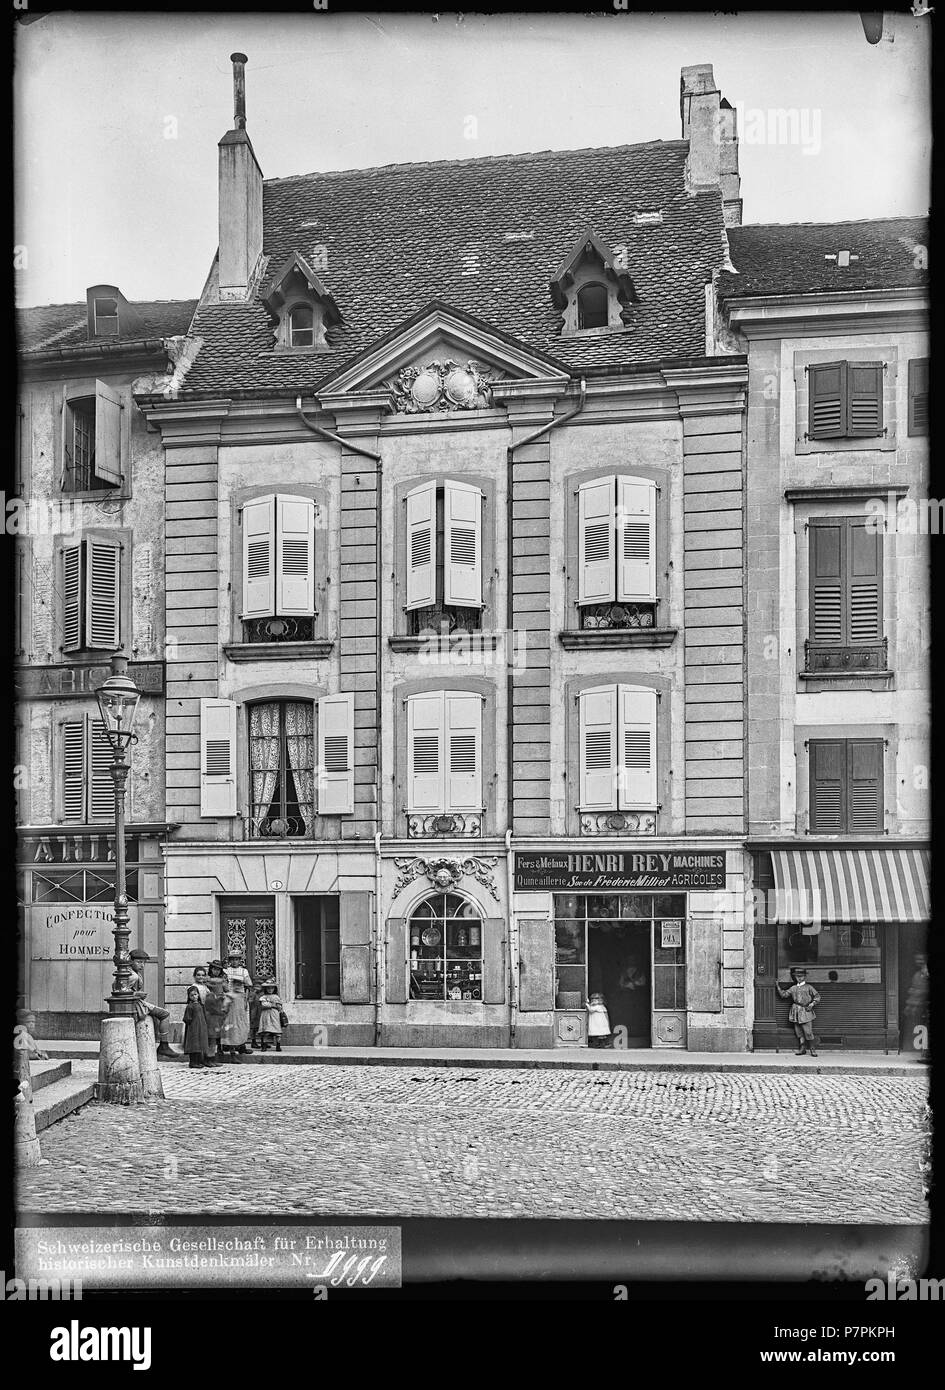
[33,1076,96,1134]
[29,1060,73,1092]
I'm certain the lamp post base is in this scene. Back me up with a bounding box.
[135,1017,166,1099]
[96,1016,144,1105]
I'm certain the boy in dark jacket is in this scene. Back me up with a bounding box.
[777,967,821,1057]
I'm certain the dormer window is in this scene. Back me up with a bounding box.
[263,251,341,353]
[93,297,119,336]
[577,283,609,331]
[288,303,315,348]
[550,229,637,337]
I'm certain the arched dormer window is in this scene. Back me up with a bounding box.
[263,251,341,352]
[288,303,315,348]
[577,283,609,331]
[550,229,637,336]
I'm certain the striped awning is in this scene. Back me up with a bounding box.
[770,848,930,924]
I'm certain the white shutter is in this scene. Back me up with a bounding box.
[242,495,275,619]
[578,476,616,603]
[200,698,238,817]
[445,691,482,812]
[407,692,444,811]
[579,684,617,811]
[85,538,120,649]
[617,476,656,602]
[318,693,354,815]
[618,685,657,809]
[93,379,123,486]
[443,481,482,608]
[276,495,315,615]
[88,716,117,822]
[62,721,86,821]
[405,481,437,610]
[62,543,82,652]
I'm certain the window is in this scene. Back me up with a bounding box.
[553,893,685,1008]
[248,701,315,838]
[908,358,929,436]
[578,684,657,812]
[408,892,483,1000]
[294,896,340,999]
[288,303,315,348]
[61,715,123,824]
[405,480,483,634]
[32,863,140,904]
[809,738,884,833]
[577,475,656,629]
[61,381,123,492]
[61,537,121,653]
[577,282,609,330]
[807,518,885,673]
[406,690,482,815]
[783,918,882,974]
[93,297,119,336]
[241,493,316,642]
[807,360,883,441]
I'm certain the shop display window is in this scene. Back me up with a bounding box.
[553,894,686,1008]
[409,892,483,1001]
[783,920,882,978]
[31,866,139,903]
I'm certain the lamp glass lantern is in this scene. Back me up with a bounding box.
[96,669,141,754]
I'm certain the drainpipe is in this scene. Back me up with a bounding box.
[374,830,383,1047]
[505,828,515,1046]
[505,377,586,1048]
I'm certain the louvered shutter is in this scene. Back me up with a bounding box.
[443,480,482,608]
[407,692,444,810]
[317,693,354,815]
[579,685,617,811]
[847,362,883,438]
[405,481,437,610]
[61,543,82,652]
[810,740,845,832]
[445,691,482,812]
[616,477,656,602]
[93,379,123,485]
[808,362,845,440]
[618,685,657,809]
[61,721,86,821]
[848,521,882,644]
[276,495,315,615]
[908,358,929,436]
[200,698,238,817]
[88,716,116,822]
[848,740,883,832]
[809,523,843,645]
[242,495,275,619]
[578,476,616,603]
[85,538,120,649]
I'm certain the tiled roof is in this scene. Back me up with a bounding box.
[718,217,929,299]
[182,140,728,395]
[17,299,198,355]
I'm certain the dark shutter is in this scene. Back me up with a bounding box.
[809,522,843,644]
[847,740,884,832]
[846,362,883,437]
[518,918,554,1011]
[847,522,882,644]
[810,740,845,832]
[339,891,373,1003]
[908,357,929,436]
[385,917,407,1003]
[808,362,845,439]
[481,917,506,1004]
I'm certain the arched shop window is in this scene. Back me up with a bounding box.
[408,892,483,1000]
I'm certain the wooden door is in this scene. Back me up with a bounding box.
[220,897,276,982]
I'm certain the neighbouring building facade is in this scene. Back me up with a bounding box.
[15,287,196,1036]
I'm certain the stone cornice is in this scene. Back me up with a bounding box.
[723,286,929,339]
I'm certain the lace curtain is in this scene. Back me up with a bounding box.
[249,702,281,833]
[284,701,314,833]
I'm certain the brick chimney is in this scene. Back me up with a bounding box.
[680,64,742,228]
[218,53,264,300]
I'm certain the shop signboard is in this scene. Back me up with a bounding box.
[29,904,130,961]
[514,851,726,892]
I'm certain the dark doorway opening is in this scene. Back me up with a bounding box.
[588,921,650,1046]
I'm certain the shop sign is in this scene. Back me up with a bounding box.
[29,904,130,961]
[14,661,163,701]
[21,833,141,864]
[514,851,726,891]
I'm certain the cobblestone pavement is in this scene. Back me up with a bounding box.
[18,1064,930,1223]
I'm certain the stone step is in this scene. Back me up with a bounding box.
[28,1060,73,1092]
[33,1076,97,1133]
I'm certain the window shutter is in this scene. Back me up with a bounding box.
[578,476,616,603]
[810,740,845,832]
[445,691,482,812]
[88,716,116,822]
[199,698,238,817]
[847,522,882,644]
[407,692,444,811]
[276,494,315,615]
[61,543,82,652]
[481,917,506,1004]
[242,495,275,619]
[848,740,883,832]
[687,917,722,1012]
[60,385,72,491]
[809,522,843,644]
[317,693,354,815]
[616,477,656,602]
[808,361,845,440]
[93,379,123,485]
[579,684,617,811]
[618,685,657,809]
[443,480,483,608]
[518,918,555,1012]
[85,538,120,649]
[62,721,86,822]
[846,362,883,437]
[405,481,437,610]
[385,917,408,1003]
[339,891,373,1003]
[908,357,929,436]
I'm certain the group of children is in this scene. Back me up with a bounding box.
[182,958,288,1069]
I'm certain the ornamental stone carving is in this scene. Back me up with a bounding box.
[393,853,500,902]
[580,811,657,836]
[389,360,494,414]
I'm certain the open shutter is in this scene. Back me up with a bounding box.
[616,477,656,601]
[242,495,275,619]
[386,917,408,1003]
[445,691,481,812]
[518,918,555,1012]
[61,543,82,652]
[847,362,883,437]
[61,721,86,822]
[407,692,444,811]
[88,716,116,822]
[276,494,315,615]
[405,481,437,610]
[908,357,929,436]
[481,917,506,1004]
[60,385,72,491]
[579,684,617,811]
[809,522,844,645]
[578,476,615,603]
[86,537,120,649]
[810,740,845,833]
[808,361,845,440]
[848,740,883,832]
[317,693,354,815]
[339,891,373,1003]
[200,698,238,817]
[443,480,482,607]
[688,917,722,1012]
[618,685,657,809]
[93,379,123,485]
[848,521,882,644]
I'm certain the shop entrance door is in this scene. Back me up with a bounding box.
[220,897,276,982]
[588,921,650,1047]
